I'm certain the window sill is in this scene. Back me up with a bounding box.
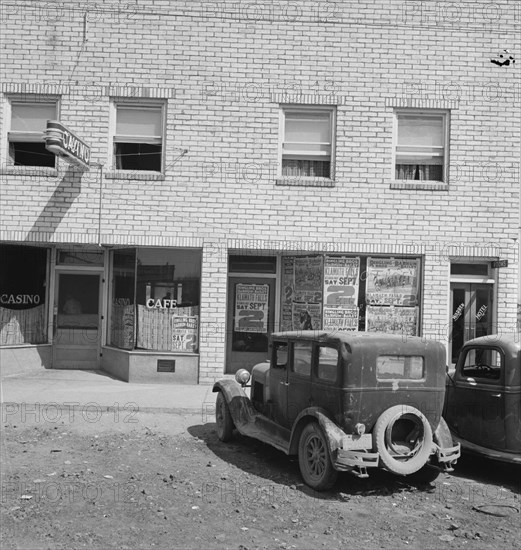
[390,181,449,191]
[0,165,58,177]
[105,170,165,181]
[275,177,336,188]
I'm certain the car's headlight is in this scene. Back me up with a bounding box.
[235,369,251,386]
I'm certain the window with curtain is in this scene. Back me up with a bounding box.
[113,102,164,171]
[8,100,57,167]
[280,107,335,179]
[109,248,202,353]
[395,112,448,182]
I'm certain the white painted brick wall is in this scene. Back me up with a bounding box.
[0,0,519,380]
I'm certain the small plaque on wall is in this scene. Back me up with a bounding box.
[157,360,176,373]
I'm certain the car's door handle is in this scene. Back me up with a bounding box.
[280,381,289,386]
[491,393,501,398]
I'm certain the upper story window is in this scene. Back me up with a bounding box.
[112,101,165,172]
[8,99,58,167]
[279,106,335,181]
[394,110,449,183]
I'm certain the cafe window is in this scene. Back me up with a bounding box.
[109,248,201,352]
[8,99,57,167]
[279,106,335,180]
[394,110,449,183]
[0,245,48,345]
[112,101,164,172]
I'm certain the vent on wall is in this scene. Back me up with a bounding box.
[157,360,176,373]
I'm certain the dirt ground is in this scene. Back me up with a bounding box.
[1,408,520,550]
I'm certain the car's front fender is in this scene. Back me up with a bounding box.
[212,379,256,429]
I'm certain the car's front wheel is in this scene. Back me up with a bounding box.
[298,422,338,491]
[215,391,234,442]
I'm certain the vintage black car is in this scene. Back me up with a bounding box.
[444,333,521,464]
[213,331,460,490]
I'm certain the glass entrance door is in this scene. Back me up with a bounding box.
[225,276,276,374]
[449,283,493,364]
[53,272,101,369]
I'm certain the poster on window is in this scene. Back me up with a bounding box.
[366,258,420,306]
[323,306,359,332]
[323,256,360,307]
[234,283,269,333]
[293,256,323,303]
[280,257,294,331]
[172,316,199,351]
[292,302,322,331]
[366,306,419,336]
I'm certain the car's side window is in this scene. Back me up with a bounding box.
[274,342,289,369]
[317,345,339,382]
[461,347,502,382]
[292,341,313,376]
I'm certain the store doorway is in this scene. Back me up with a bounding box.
[53,272,102,369]
[449,283,493,365]
[226,276,276,374]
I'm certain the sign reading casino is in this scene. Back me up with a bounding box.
[43,121,91,170]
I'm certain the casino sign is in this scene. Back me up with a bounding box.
[43,120,91,170]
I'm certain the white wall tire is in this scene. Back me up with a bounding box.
[298,423,338,491]
[373,405,433,476]
[215,391,234,442]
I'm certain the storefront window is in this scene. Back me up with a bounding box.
[280,254,422,336]
[0,245,48,345]
[109,248,201,352]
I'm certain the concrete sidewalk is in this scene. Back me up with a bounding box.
[0,369,217,415]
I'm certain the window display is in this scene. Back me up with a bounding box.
[0,245,48,345]
[110,248,201,352]
[280,254,422,336]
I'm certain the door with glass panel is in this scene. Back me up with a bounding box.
[53,273,101,369]
[449,283,493,365]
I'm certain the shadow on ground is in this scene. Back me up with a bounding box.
[188,422,439,502]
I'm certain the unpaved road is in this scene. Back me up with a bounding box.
[1,408,520,549]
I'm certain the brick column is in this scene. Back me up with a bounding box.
[198,239,228,384]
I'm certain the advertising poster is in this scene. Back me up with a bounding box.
[172,316,199,351]
[322,256,360,331]
[293,256,323,303]
[366,306,419,336]
[234,283,269,333]
[366,258,420,306]
[280,257,294,331]
[323,306,359,332]
[292,302,322,331]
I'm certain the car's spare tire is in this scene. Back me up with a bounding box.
[373,405,434,476]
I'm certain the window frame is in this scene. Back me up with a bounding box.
[277,105,336,184]
[291,340,313,377]
[392,109,450,184]
[459,346,504,385]
[314,343,340,384]
[109,99,166,176]
[4,96,60,170]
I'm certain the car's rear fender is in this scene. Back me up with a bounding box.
[288,408,346,456]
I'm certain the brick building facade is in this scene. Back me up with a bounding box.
[0,1,519,383]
